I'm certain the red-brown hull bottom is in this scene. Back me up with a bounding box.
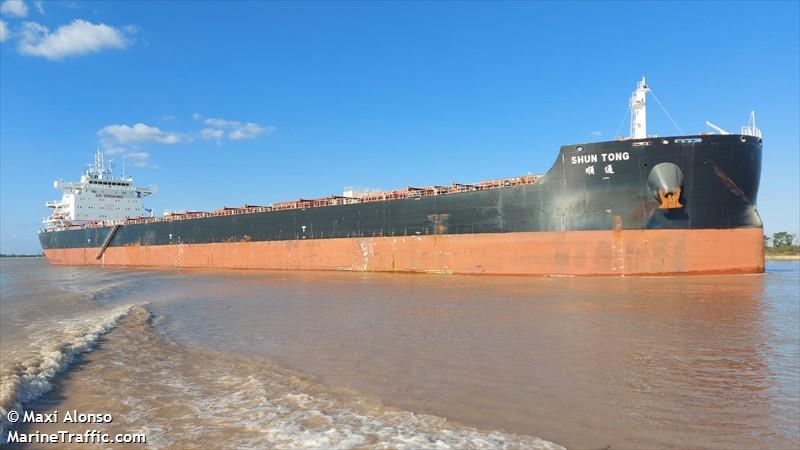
[43,228,765,276]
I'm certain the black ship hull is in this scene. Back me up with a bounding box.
[40,134,764,275]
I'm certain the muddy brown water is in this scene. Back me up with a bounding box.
[1,257,798,449]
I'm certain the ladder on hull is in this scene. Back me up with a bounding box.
[96,224,121,260]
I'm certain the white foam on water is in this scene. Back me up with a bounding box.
[1,301,565,449]
[113,351,565,450]
[0,304,136,438]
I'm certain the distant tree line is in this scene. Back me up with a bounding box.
[763,232,800,256]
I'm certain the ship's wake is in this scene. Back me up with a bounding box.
[0,302,563,449]
[0,304,137,438]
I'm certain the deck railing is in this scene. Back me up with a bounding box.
[44,174,539,231]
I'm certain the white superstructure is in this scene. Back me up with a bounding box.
[43,150,155,230]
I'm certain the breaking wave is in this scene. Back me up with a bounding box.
[87,308,564,449]
[0,304,136,437]
[0,298,563,449]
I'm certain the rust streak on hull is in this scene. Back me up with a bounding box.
[44,228,765,276]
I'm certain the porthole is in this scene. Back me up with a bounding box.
[576,146,584,152]
[740,136,747,143]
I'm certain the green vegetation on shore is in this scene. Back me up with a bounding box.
[764,232,800,258]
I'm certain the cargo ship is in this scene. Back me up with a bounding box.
[39,78,765,275]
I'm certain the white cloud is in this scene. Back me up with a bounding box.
[229,122,270,140]
[18,19,129,60]
[0,0,28,17]
[125,152,150,168]
[0,20,8,42]
[199,116,274,141]
[98,116,273,164]
[200,128,224,144]
[99,123,186,145]
[204,117,238,128]
[591,131,603,137]
[102,148,151,168]
[32,0,42,14]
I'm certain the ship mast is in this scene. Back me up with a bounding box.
[95,148,105,179]
[629,76,650,139]
[741,111,762,138]
[88,147,114,180]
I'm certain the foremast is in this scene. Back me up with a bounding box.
[629,76,650,139]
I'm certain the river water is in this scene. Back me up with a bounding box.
[1,257,798,449]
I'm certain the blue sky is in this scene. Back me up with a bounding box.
[1,0,798,254]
